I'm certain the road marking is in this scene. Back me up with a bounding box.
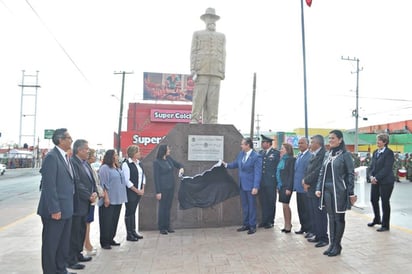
[0,212,36,232]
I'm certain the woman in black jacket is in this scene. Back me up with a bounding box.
[153,144,184,235]
[276,143,295,233]
[368,133,395,232]
[316,130,357,257]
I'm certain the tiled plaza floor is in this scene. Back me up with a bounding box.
[1,189,412,274]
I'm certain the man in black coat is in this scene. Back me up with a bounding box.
[37,128,75,274]
[302,135,329,247]
[258,135,280,228]
[67,139,98,270]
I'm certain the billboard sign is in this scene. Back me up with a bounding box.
[150,109,191,123]
[143,72,194,102]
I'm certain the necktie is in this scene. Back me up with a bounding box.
[83,161,92,180]
[66,154,73,177]
[296,153,303,164]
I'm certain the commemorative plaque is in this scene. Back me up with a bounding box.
[188,135,224,161]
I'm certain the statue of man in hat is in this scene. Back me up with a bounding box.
[190,7,226,124]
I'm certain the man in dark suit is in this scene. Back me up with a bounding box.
[258,135,279,229]
[302,135,329,247]
[368,133,395,231]
[67,139,97,270]
[37,128,75,274]
[225,137,262,234]
[293,137,312,235]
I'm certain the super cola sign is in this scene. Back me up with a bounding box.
[150,109,192,122]
[119,105,192,157]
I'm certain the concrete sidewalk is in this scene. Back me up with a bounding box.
[1,189,412,274]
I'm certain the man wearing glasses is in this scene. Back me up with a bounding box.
[37,128,76,274]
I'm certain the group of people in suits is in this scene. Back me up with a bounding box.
[38,128,396,273]
[224,130,395,257]
[37,129,146,274]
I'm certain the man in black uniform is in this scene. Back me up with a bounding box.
[258,135,280,228]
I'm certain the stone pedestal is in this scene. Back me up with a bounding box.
[139,123,243,230]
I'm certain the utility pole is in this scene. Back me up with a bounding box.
[255,113,262,149]
[250,73,257,142]
[256,114,261,139]
[341,56,362,153]
[18,70,40,149]
[114,71,133,158]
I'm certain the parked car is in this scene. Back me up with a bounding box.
[0,163,6,175]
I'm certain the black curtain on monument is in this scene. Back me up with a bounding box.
[178,165,239,210]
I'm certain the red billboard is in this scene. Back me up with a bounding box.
[119,103,192,157]
[143,72,194,102]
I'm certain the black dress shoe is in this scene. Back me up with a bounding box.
[315,241,329,248]
[167,229,175,233]
[101,245,111,250]
[264,223,274,229]
[110,240,120,246]
[78,254,92,262]
[305,232,315,239]
[308,238,319,243]
[160,230,168,235]
[135,233,144,239]
[377,227,390,232]
[237,226,249,232]
[258,223,266,228]
[127,234,138,241]
[247,228,257,234]
[367,221,382,227]
[295,229,305,234]
[68,263,85,270]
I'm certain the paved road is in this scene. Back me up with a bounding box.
[0,168,40,227]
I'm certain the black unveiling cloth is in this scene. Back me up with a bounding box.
[178,164,239,210]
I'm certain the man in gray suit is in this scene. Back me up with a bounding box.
[37,128,75,274]
[190,7,226,124]
[302,135,329,247]
[67,139,97,270]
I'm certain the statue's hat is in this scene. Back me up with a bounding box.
[200,8,220,22]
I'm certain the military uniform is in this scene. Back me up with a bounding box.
[393,153,401,182]
[362,153,372,183]
[406,154,412,181]
[352,153,361,168]
[258,135,280,228]
[362,153,371,167]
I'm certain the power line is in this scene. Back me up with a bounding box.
[335,94,412,102]
[24,0,89,83]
